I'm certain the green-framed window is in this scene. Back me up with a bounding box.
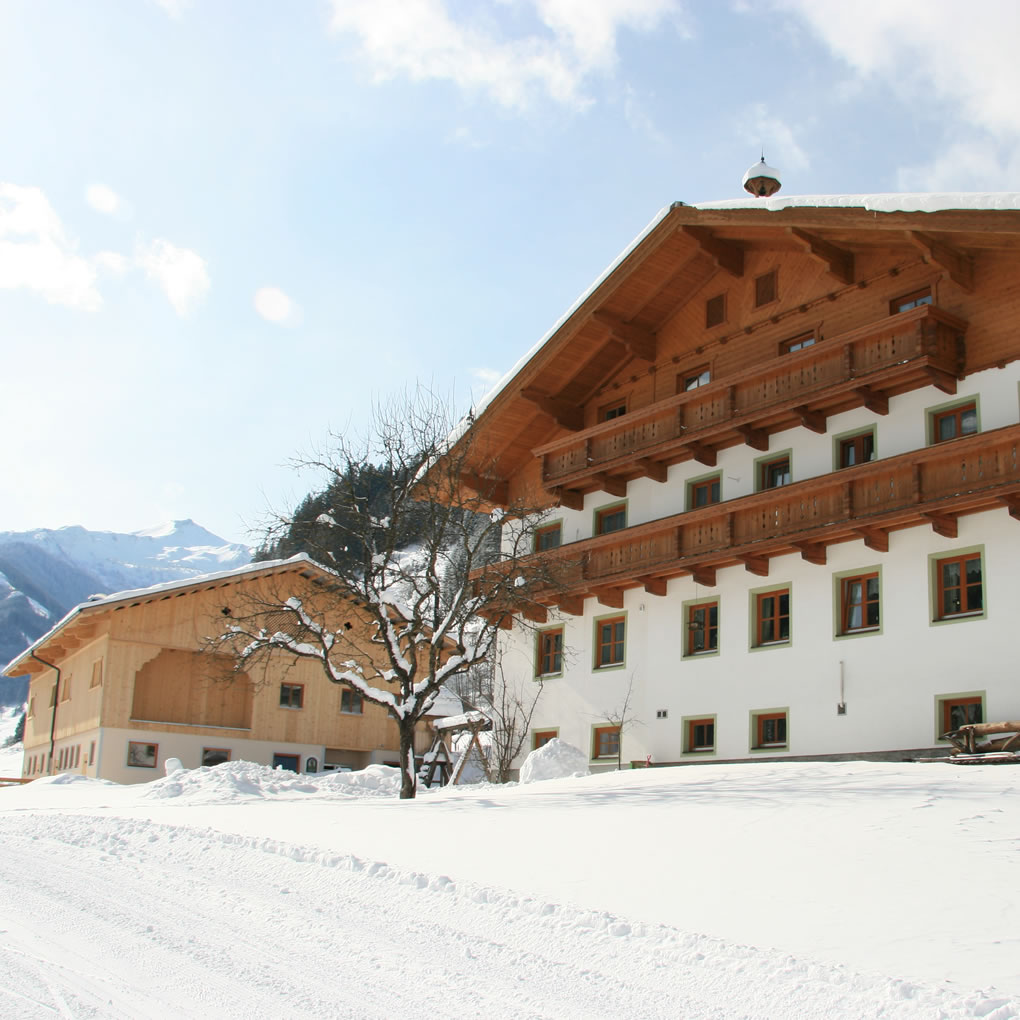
[594,614,626,669]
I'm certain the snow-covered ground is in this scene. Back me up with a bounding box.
[1,755,1017,1019]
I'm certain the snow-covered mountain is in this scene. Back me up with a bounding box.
[0,520,251,703]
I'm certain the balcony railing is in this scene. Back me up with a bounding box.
[515,425,1019,603]
[537,303,966,496]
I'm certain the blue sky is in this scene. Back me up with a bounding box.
[3,0,1018,546]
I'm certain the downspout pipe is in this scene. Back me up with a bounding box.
[30,652,60,775]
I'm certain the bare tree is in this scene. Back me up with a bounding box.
[218,389,564,799]
[483,657,545,783]
[601,673,641,771]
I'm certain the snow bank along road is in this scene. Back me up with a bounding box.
[1,805,1016,1019]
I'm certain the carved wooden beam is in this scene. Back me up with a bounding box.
[551,487,584,511]
[691,565,717,587]
[639,576,667,597]
[735,424,769,451]
[520,386,583,431]
[521,605,549,624]
[855,527,889,552]
[794,406,827,434]
[922,512,958,539]
[923,366,957,395]
[592,472,628,498]
[907,231,975,292]
[689,442,717,467]
[591,311,657,363]
[854,386,889,415]
[996,494,1020,521]
[636,458,667,483]
[594,587,625,609]
[788,228,855,285]
[459,471,509,506]
[739,555,769,577]
[555,596,586,616]
[681,225,744,278]
[794,541,827,565]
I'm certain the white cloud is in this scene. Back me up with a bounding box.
[327,0,685,110]
[897,140,1020,193]
[775,0,1020,188]
[254,285,298,325]
[86,183,121,215]
[95,251,131,276]
[0,183,103,311]
[137,239,210,317]
[737,104,810,174]
[152,0,192,17]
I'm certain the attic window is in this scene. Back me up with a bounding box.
[780,333,815,355]
[602,401,627,421]
[678,366,711,392]
[705,294,725,328]
[755,269,778,308]
[891,287,932,315]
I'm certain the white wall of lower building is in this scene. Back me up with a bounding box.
[91,727,396,785]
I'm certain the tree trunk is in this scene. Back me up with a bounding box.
[398,719,417,800]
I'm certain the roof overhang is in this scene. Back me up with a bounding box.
[2,554,337,678]
[450,196,1020,505]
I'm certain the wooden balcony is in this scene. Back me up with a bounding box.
[537,303,966,503]
[515,425,1020,609]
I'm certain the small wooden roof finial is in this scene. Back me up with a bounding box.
[742,155,782,197]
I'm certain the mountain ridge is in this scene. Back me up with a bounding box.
[0,521,251,704]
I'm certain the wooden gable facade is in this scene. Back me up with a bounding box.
[8,557,436,783]
[459,201,1020,612]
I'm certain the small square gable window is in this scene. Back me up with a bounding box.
[705,293,726,328]
[755,269,778,308]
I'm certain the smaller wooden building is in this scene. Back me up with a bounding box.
[4,555,441,784]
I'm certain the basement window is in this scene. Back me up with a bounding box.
[592,725,621,759]
[127,741,158,768]
[685,717,716,753]
[752,710,788,750]
[937,694,983,739]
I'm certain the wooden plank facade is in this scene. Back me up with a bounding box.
[7,557,439,783]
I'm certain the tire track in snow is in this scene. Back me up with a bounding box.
[0,812,1016,1020]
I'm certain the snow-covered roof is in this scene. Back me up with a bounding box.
[3,553,329,676]
[695,192,1020,213]
[434,709,490,731]
[426,686,465,718]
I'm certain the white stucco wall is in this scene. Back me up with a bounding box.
[504,366,1020,767]
[90,727,398,785]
